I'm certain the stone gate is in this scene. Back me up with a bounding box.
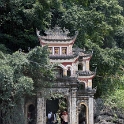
[25,26,96,124]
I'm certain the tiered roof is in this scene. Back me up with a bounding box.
[36,26,96,82]
[37,26,93,60]
[36,26,78,44]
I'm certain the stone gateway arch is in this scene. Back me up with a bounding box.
[25,26,96,124]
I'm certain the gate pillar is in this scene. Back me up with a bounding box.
[88,97,94,124]
[37,93,46,124]
[71,87,78,124]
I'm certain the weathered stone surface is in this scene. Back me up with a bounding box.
[94,98,124,124]
[95,115,113,122]
[95,120,115,124]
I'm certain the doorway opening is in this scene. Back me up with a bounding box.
[67,67,71,77]
[46,99,59,115]
[27,104,35,124]
[79,104,87,124]
[46,97,68,124]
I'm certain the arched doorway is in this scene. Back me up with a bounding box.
[67,67,71,77]
[27,104,35,124]
[79,104,87,124]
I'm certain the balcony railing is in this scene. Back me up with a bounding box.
[76,70,95,76]
[49,53,78,59]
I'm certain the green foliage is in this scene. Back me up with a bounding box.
[60,0,124,48]
[58,98,67,112]
[0,0,124,121]
[115,26,124,49]
[89,41,124,96]
[118,0,124,16]
[0,0,52,51]
[27,46,55,90]
[0,51,32,123]
[0,46,55,124]
[0,44,10,53]
[104,88,124,110]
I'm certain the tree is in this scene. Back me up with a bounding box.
[0,0,52,52]
[0,0,124,118]
[55,0,124,96]
[0,46,55,124]
[0,51,33,124]
[59,0,123,47]
[27,46,55,90]
[103,75,124,110]
[118,0,124,16]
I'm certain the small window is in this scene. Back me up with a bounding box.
[48,47,52,54]
[78,63,83,70]
[67,67,71,77]
[54,47,59,55]
[62,47,67,55]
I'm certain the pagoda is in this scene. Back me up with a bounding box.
[25,26,96,124]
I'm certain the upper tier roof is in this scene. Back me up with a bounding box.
[36,26,78,43]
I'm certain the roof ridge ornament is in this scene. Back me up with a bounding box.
[36,25,78,41]
[45,25,70,37]
[63,27,70,36]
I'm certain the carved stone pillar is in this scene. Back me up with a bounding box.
[68,94,71,124]
[71,88,77,124]
[37,93,46,124]
[88,97,94,124]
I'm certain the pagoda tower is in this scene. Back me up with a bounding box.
[35,26,96,124]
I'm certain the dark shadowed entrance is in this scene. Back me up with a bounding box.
[28,104,35,124]
[46,97,68,124]
[79,104,86,124]
[46,99,59,115]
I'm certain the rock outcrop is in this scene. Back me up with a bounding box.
[94,98,124,124]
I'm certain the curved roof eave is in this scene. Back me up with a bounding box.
[38,35,77,45]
